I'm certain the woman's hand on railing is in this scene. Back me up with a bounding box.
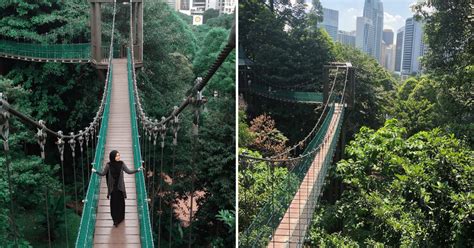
[91,167,97,173]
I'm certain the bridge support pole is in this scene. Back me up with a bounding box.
[90,2,102,63]
[89,0,143,68]
[137,1,143,63]
[131,1,143,64]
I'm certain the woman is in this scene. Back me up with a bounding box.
[92,150,143,227]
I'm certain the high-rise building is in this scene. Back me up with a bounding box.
[381,42,395,71]
[338,30,356,47]
[318,8,339,41]
[176,0,235,15]
[207,0,217,10]
[356,17,373,54]
[395,27,404,72]
[166,0,179,10]
[356,0,384,62]
[192,0,206,13]
[180,0,190,11]
[383,29,394,45]
[402,17,426,75]
[220,0,235,14]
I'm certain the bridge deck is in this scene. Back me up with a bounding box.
[268,103,343,248]
[94,59,141,247]
[244,84,324,104]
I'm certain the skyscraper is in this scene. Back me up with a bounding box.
[395,27,404,72]
[338,31,356,47]
[318,8,339,41]
[176,0,235,15]
[356,17,373,54]
[383,29,394,45]
[356,0,384,62]
[402,17,426,75]
[381,42,395,71]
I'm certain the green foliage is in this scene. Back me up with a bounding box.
[193,27,235,95]
[238,149,295,231]
[308,119,474,247]
[240,0,337,145]
[238,109,255,147]
[0,153,62,246]
[206,13,234,29]
[216,209,236,233]
[139,1,197,118]
[4,62,101,130]
[134,2,235,246]
[412,0,473,146]
[391,76,441,135]
[240,0,334,88]
[238,149,301,247]
[203,9,220,24]
[192,96,236,246]
[334,43,396,135]
[0,0,89,43]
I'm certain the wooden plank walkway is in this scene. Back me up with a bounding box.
[0,53,90,63]
[93,59,141,248]
[268,103,343,248]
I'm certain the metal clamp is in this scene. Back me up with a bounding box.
[68,132,76,158]
[171,106,180,146]
[0,93,10,151]
[36,120,47,159]
[56,131,65,162]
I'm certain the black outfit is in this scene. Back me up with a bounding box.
[95,150,139,226]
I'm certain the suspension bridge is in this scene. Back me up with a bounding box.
[239,62,355,248]
[0,0,235,247]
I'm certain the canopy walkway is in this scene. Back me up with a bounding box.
[90,59,146,247]
[0,0,235,247]
[240,65,353,248]
[268,103,344,247]
[245,83,324,104]
[0,40,91,63]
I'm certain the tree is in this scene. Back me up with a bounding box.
[391,76,441,136]
[203,9,220,24]
[240,0,336,145]
[0,0,89,43]
[308,119,473,247]
[334,43,396,137]
[412,0,473,146]
[238,109,255,147]
[248,113,288,157]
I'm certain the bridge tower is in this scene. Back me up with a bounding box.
[323,62,355,164]
[323,62,355,108]
[89,0,143,69]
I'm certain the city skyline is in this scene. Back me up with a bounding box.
[319,0,417,32]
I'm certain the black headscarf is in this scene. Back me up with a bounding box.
[109,150,122,180]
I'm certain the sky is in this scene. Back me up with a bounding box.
[318,0,418,32]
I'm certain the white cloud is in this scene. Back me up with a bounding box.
[347,8,357,13]
[346,7,361,15]
[384,12,405,30]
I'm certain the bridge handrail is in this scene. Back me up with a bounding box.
[127,48,154,247]
[75,64,113,247]
[0,39,90,60]
[76,0,117,246]
[240,104,336,247]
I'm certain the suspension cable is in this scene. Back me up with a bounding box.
[268,66,347,159]
[239,66,350,163]
[128,20,235,134]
